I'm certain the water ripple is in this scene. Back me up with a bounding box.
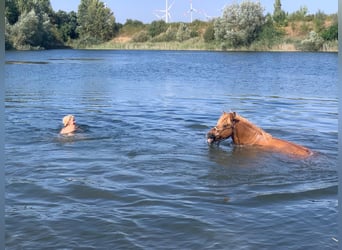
[5,50,337,249]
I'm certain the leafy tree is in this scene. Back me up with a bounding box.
[14,0,53,17]
[16,0,34,14]
[10,10,42,49]
[273,0,286,25]
[288,6,308,21]
[203,22,215,42]
[34,0,54,17]
[176,23,191,42]
[256,14,284,48]
[55,10,78,41]
[6,0,53,24]
[5,18,14,49]
[6,0,63,49]
[120,19,145,36]
[77,0,116,43]
[124,19,144,28]
[321,22,338,41]
[148,20,167,38]
[313,10,326,33]
[214,1,265,48]
[5,0,20,25]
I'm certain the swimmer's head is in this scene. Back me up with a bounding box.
[62,115,75,127]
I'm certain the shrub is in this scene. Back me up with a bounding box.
[320,22,338,41]
[148,20,167,38]
[132,30,150,42]
[214,1,265,48]
[203,23,215,42]
[176,23,191,42]
[256,15,285,48]
[298,31,324,51]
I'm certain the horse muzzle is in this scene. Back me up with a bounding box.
[206,132,217,145]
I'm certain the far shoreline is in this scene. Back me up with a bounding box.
[5,41,338,53]
[73,44,339,53]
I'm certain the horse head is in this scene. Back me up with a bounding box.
[207,112,237,145]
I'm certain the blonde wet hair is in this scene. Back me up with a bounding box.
[62,115,74,127]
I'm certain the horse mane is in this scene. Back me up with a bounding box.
[234,113,272,140]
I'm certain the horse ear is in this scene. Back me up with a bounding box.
[231,112,239,122]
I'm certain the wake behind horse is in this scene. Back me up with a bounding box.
[207,112,312,158]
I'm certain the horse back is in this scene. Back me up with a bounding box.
[267,137,312,157]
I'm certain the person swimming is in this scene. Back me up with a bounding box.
[60,115,78,135]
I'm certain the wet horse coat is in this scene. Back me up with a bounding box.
[207,112,312,157]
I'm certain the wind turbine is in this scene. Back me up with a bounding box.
[154,0,175,23]
[186,0,198,23]
[201,10,213,21]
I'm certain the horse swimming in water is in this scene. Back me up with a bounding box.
[207,112,312,158]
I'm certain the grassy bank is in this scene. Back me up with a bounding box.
[68,15,338,52]
[81,38,338,52]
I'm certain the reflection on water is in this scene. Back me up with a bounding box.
[5,50,338,249]
[6,60,49,65]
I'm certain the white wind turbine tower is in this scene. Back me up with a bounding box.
[155,0,175,23]
[186,0,198,23]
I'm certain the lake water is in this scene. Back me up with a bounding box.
[5,50,338,249]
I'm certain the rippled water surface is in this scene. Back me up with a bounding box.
[5,50,338,249]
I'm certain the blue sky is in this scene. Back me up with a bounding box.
[49,0,338,24]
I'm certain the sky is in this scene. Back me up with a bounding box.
[49,0,338,24]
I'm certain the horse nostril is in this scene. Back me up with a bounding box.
[207,133,215,139]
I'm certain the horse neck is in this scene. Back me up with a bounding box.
[233,118,271,145]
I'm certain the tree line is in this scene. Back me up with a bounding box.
[5,0,338,51]
[5,0,116,49]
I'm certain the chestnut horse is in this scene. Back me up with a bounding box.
[207,112,312,157]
